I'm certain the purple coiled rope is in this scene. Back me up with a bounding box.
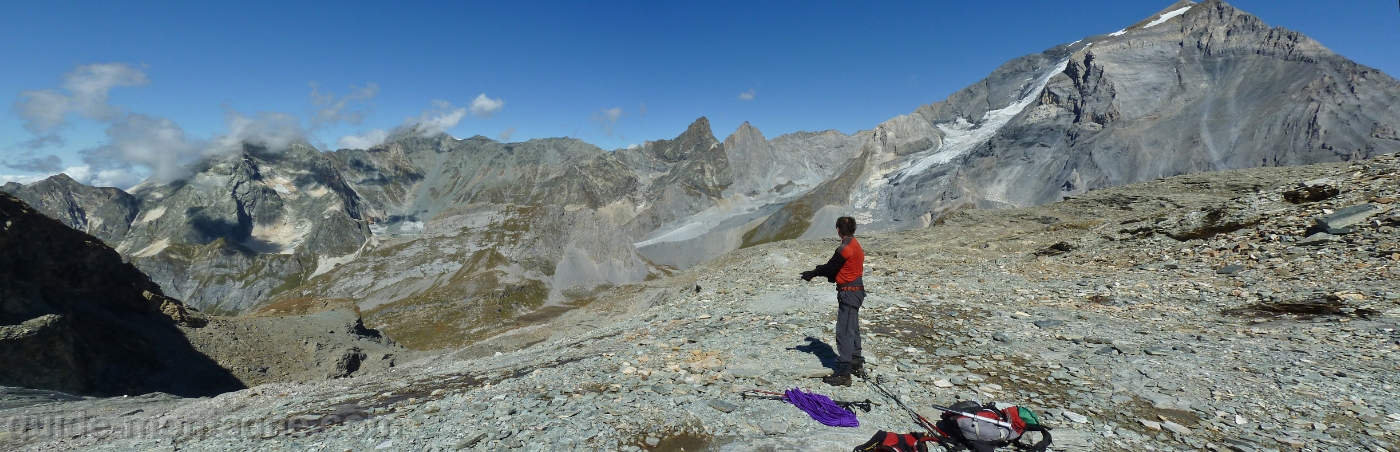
[785,387,859,427]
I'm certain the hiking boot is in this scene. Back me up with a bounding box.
[851,356,867,379]
[823,363,853,386]
[822,373,852,387]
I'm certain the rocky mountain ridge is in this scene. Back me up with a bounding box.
[1,117,857,348]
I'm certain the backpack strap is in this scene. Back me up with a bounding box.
[851,431,929,452]
[1013,424,1052,452]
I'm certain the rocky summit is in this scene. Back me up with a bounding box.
[3,152,1398,451]
[748,0,1400,241]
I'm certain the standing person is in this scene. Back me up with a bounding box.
[800,216,865,386]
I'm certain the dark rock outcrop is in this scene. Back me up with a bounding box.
[0,192,243,396]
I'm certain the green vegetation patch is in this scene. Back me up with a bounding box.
[739,198,813,249]
[364,273,549,350]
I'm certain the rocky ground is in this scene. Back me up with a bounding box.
[2,154,1398,451]
[182,298,405,387]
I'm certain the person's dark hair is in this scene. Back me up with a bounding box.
[836,216,857,236]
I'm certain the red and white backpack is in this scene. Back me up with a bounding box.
[940,401,1051,452]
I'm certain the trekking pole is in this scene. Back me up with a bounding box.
[866,376,940,434]
[929,404,1015,430]
[741,390,873,412]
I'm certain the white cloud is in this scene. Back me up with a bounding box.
[626,143,639,150]
[0,173,49,186]
[3,153,63,173]
[213,110,306,154]
[336,129,390,150]
[82,113,201,184]
[414,100,468,136]
[469,93,504,118]
[14,90,73,133]
[60,165,146,189]
[498,127,516,141]
[601,107,623,122]
[74,108,307,186]
[1,165,148,190]
[10,63,331,188]
[11,64,507,187]
[18,133,65,150]
[309,82,378,126]
[79,109,306,185]
[738,89,755,101]
[334,100,470,149]
[14,62,149,134]
[590,107,624,136]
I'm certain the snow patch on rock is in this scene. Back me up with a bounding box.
[134,206,166,225]
[1144,5,1193,29]
[132,238,169,258]
[311,240,368,279]
[895,58,1071,183]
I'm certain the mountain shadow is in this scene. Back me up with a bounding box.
[0,192,244,397]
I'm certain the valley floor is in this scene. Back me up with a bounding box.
[3,155,1400,452]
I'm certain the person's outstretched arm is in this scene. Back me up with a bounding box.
[801,249,845,282]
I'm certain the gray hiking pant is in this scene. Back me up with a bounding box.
[836,290,864,366]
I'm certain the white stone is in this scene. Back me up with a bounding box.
[1062,411,1089,423]
[1160,420,1192,436]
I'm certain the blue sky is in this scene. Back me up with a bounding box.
[2,1,1398,187]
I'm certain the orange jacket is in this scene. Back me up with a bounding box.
[808,236,864,286]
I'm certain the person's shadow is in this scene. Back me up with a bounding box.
[788,336,839,370]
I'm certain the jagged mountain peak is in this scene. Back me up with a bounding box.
[685,116,713,136]
[40,172,78,184]
[726,121,767,145]
[647,116,720,163]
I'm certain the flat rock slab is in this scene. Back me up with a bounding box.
[1160,420,1193,435]
[1297,232,1336,246]
[1316,203,1385,229]
[1049,429,1093,449]
[1215,264,1246,274]
[758,420,789,435]
[707,400,737,413]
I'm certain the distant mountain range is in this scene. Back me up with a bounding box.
[5,0,1398,349]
